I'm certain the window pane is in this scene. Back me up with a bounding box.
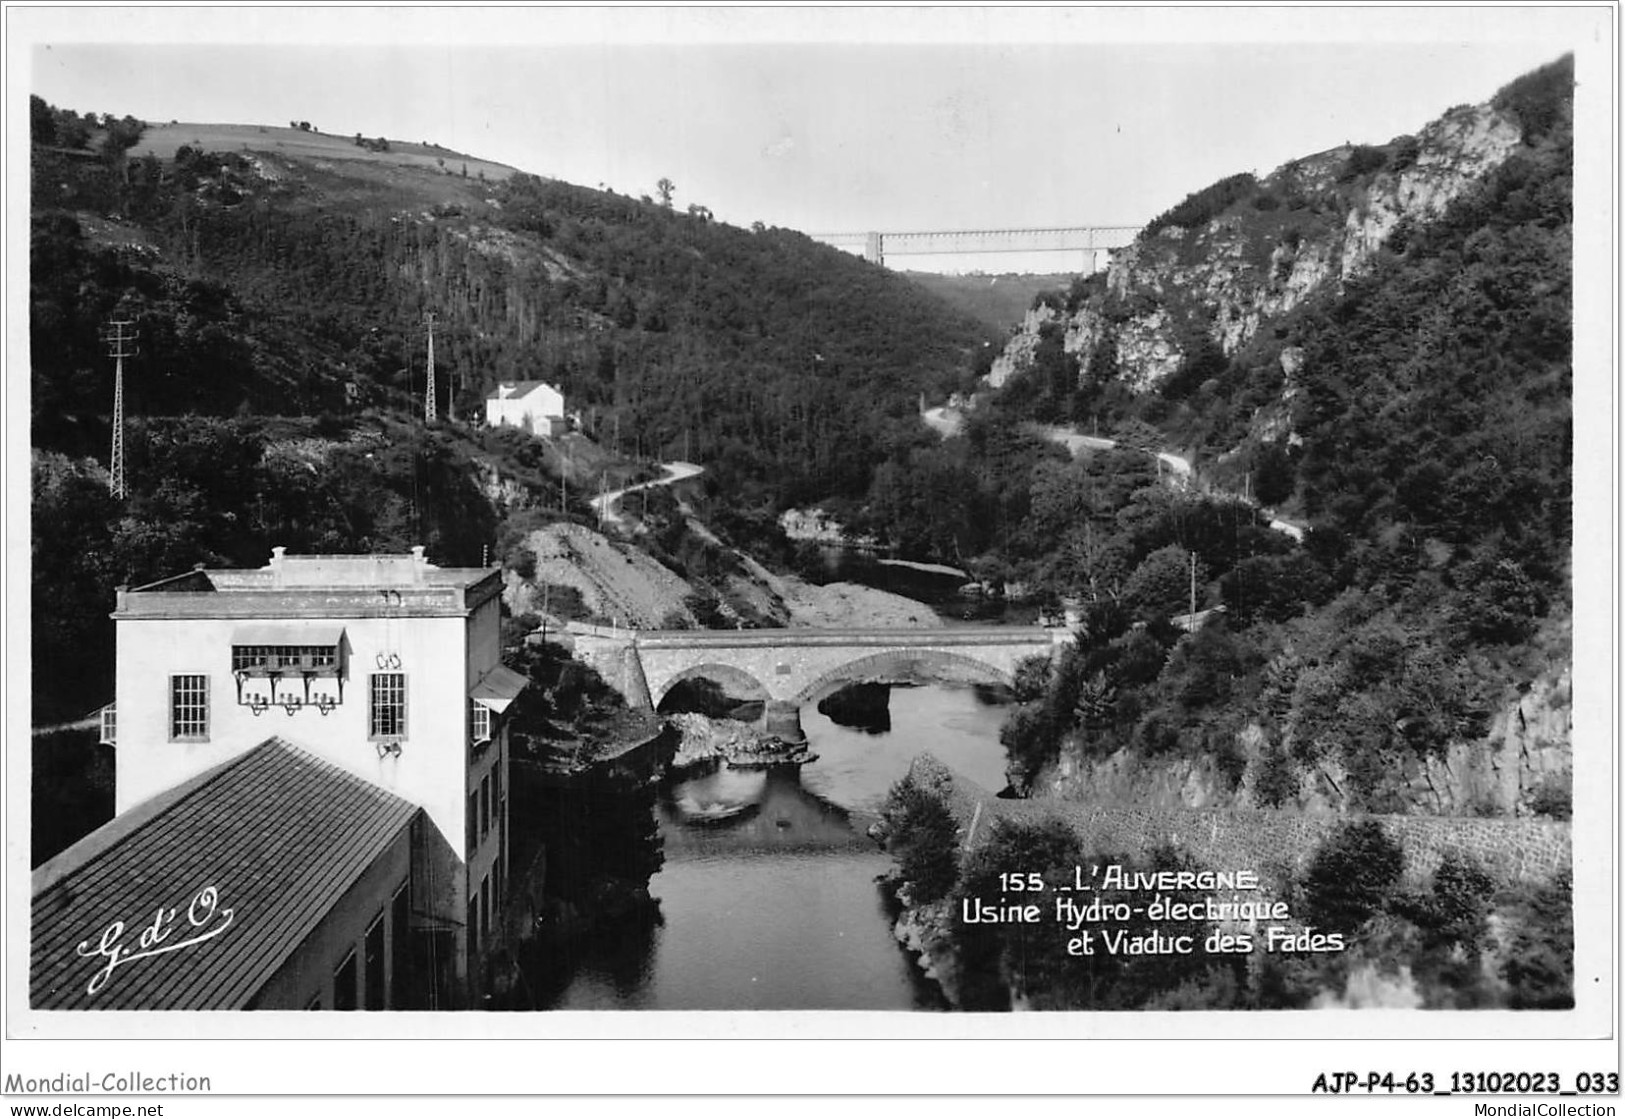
[468,699,492,744]
[369,673,406,737]
[170,675,208,739]
[233,644,340,672]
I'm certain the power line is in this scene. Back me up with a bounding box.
[100,319,139,499]
[423,311,438,423]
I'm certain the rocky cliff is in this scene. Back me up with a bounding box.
[1037,647,1572,822]
[991,100,1523,396]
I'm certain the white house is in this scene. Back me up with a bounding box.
[485,380,566,435]
[61,546,527,1010]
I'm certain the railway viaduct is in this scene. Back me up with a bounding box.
[564,624,1065,743]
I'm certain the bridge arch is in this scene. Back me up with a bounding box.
[652,663,772,709]
[790,648,1014,708]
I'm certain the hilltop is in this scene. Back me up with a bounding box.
[129,122,519,212]
[135,121,517,176]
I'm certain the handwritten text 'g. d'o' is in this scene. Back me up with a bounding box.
[75,886,235,996]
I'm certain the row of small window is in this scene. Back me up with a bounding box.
[232,644,339,672]
[309,882,411,1011]
[163,672,490,742]
[466,763,503,855]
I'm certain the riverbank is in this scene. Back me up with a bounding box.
[666,711,815,770]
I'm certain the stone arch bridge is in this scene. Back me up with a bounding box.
[566,624,1064,742]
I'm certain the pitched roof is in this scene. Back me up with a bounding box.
[484,380,560,401]
[470,663,529,714]
[31,738,420,1010]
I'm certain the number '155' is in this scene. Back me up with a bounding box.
[1000,873,1044,892]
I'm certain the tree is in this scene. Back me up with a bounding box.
[952,818,1087,1008]
[1501,876,1574,1009]
[1122,544,1201,623]
[880,775,960,903]
[656,177,675,208]
[1299,820,1405,934]
[1000,703,1060,786]
[1253,441,1295,506]
[1011,654,1053,702]
[31,94,56,145]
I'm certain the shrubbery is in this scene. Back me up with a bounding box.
[1337,144,1390,182]
[1142,173,1259,239]
[1501,875,1574,1008]
[880,775,960,903]
[1492,53,1573,144]
[1299,820,1405,934]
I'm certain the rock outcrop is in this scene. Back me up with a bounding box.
[990,101,1524,397]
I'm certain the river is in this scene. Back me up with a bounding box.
[544,683,1010,1010]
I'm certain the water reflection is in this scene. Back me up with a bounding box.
[662,763,863,854]
[801,684,1012,811]
[538,684,1009,1010]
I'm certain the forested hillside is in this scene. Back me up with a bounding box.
[904,57,1573,817]
[28,97,997,722]
[30,111,995,500]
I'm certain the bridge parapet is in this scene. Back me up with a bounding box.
[561,625,1067,747]
[632,625,1053,651]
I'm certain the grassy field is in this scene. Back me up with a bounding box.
[131,121,526,212]
[133,121,520,181]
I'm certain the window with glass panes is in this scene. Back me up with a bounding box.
[232,645,338,672]
[369,673,406,738]
[169,675,209,740]
[469,699,492,745]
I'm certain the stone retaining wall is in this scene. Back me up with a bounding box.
[911,755,1571,888]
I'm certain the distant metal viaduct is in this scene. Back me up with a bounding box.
[808,226,1141,270]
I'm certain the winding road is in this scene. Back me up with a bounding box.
[592,461,705,529]
[926,412,1305,542]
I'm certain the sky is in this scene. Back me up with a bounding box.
[10,6,1601,271]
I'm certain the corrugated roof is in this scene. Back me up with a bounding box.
[31,738,419,1010]
[470,664,529,714]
